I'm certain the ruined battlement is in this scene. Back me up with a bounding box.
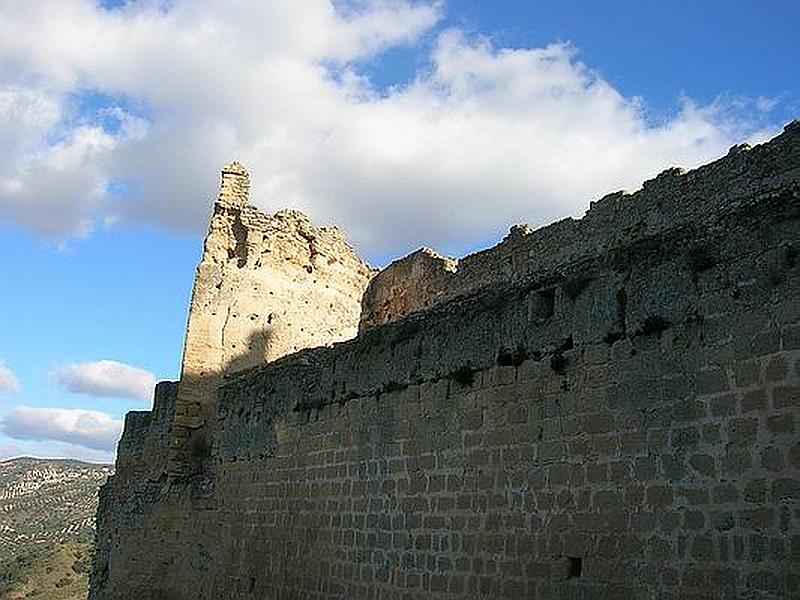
[169,163,373,473]
[361,122,800,331]
[217,161,251,207]
[214,121,800,425]
[92,123,800,600]
[113,381,177,493]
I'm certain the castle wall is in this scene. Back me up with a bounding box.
[92,124,800,599]
[360,128,799,333]
[92,381,177,592]
[359,247,458,332]
[114,381,177,492]
[170,163,373,473]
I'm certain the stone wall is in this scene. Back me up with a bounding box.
[170,162,373,473]
[91,123,800,599]
[113,381,176,493]
[359,247,458,332]
[361,126,799,332]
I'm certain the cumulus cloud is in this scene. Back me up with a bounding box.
[50,360,156,401]
[0,0,783,258]
[1,406,122,451]
[0,361,20,393]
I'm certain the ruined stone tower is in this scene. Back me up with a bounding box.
[169,162,373,473]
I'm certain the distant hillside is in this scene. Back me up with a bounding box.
[0,457,112,599]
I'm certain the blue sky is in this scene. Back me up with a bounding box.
[0,0,797,462]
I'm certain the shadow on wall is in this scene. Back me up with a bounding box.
[173,326,277,475]
[226,322,274,374]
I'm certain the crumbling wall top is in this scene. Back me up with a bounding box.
[169,161,373,473]
[217,161,251,208]
[359,121,800,331]
[359,248,456,331]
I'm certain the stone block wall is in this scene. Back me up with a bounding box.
[91,124,800,599]
[359,248,458,332]
[113,381,177,493]
[360,125,800,333]
[170,162,374,474]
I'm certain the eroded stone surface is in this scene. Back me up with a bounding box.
[170,162,373,472]
[360,121,800,333]
[359,247,457,332]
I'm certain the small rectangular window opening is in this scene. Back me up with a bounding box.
[531,287,556,321]
[567,556,582,579]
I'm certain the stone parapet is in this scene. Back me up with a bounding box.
[360,121,800,331]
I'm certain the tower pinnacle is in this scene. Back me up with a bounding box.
[217,160,250,207]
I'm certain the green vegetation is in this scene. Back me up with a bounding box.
[0,542,92,600]
[0,458,111,599]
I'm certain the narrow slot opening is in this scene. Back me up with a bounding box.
[537,288,556,319]
[567,557,582,579]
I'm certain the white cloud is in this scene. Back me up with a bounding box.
[1,406,122,451]
[0,361,20,393]
[50,360,156,401]
[0,0,783,258]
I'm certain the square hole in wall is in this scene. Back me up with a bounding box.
[567,557,582,579]
[530,287,556,321]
